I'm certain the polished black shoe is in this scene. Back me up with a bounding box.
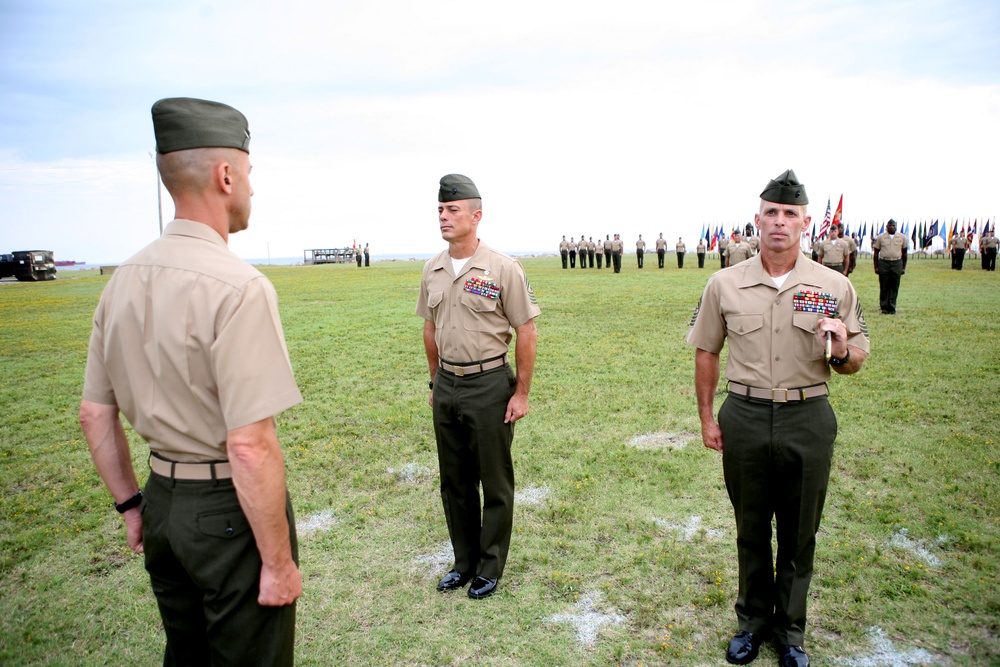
[467,576,498,599]
[726,630,769,665]
[776,644,809,667]
[436,570,471,591]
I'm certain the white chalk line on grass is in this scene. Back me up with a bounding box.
[296,509,338,535]
[887,528,944,567]
[653,515,725,541]
[836,626,938,666]
[548,591,626,646]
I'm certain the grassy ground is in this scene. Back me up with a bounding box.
[1,253,997,666]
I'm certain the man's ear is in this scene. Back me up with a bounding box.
[217,162,233,193]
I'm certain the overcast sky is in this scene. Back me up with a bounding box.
[1,0,998,263]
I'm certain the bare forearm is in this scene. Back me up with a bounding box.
[228,418,293,568]
[79,399,139,502]
[422,320,438,381]
[513,319,537,397]
[694,349,720,424]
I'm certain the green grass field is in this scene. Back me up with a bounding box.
[1,253,997,666]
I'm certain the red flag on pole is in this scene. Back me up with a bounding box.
[831,195,843,232]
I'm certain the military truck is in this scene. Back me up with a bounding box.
[0,250,58,281]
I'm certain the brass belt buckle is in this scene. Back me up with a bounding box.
[453,365,465,377]
[771,388,789,403]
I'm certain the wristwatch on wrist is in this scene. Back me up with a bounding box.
[828,348,851,367]
[114,490,143,514]
[428,380,434,390]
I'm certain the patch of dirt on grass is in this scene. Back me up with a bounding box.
[628,431,696,450]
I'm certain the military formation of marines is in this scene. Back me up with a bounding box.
[88,95,997,667]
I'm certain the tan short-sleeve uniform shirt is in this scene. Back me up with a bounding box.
[416,241,540,363]
[676,242,686,254]
[984,236,999,251]
[636,239,646,251]
[697,241,706,253]
[950,234,968,250]
[819,238,849,264]
[686,253,870,388]
[83,219,303,463]
[718,237,730,253]
[656,238,667,251]
[873,232,908,260]
[727,242,752,265]
[611,239,624,253]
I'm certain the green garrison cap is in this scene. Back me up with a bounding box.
[152,97,250,154]
[887,218,897,225]
[438,174,480,202]
[760,169,808,205]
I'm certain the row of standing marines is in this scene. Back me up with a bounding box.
[81,96,870,667]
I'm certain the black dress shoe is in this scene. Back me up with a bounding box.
[467,576,498,599]
[776,644,809,667]
[436,570,471,591]
[726,630,769,665]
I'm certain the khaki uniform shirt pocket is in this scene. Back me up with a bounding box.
[460,292,499,332]
[725,314,764,364]
[792,312,824,362]
[427,290,444,327]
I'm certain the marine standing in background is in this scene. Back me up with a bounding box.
[356,245,362,267]
[676,237,686,268]
[982,229,998,271]
[747,233,760,256]
[569,237,577,269]
[611,234,624,273]
[417,174,540,600]
[579,236,588,270]
[810,237,821,263]
[817,225,849,276]
[596,236,604,268]
[80,97,302,666]
[588,237,596,268]
[873,218,908,315]
[364,243,370,267]
[559,236,569,269]
[687,169,869,667]
[949,231,967,270]
[718,234,730,269]
[656,233,667,269]
[604,235,613,269]
[726,232,752,267]
[696,237,706,268]
[838,225,856,275]
[636,235,646,269]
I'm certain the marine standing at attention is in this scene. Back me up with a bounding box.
[656,233,667,268]
[611,234,624,273]
[417,174,540,600]
[817,225,849,276]
[718,233,730,269]
[604,234,613,269]
[79,97,303,666]
[559,236,569,269]
[949,230,968,270]
[696,237,706,268]
[687,169,869,667]
[726,232,752,267]
[636,235,646,269]
[676,237,687,269]
[872,218,908,315]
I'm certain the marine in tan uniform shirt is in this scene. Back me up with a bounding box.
[687,168,869,667]
[675,237,687,268]
[635,235,646,269]
[80,97,302,666]
[718,234,730,269]
[817,227,849,275]
[726,233,752,267]
[416,174,540,600]
[696,238,706,268]
[873,219,908,314]
[655,233,667,268]
[611,234,624,273]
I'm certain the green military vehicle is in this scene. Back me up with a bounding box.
[0,251,58,281]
